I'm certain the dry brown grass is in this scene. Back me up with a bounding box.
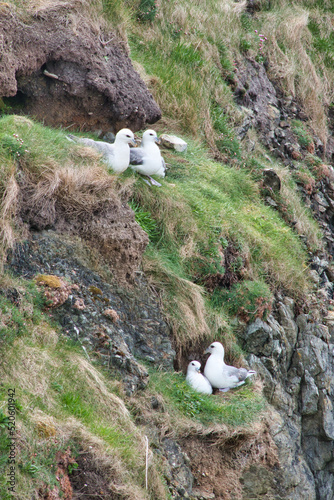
[26,164,121,218]
[0,172,19,258]
[261,6,328,145]
[12,414,153,500]
[1,329,166,498]
[143,253,212,360]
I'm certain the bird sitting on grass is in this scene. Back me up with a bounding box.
[186,360,212,394]
[67,128,136,173]
[204,341,256,392]
[130,129,166,186]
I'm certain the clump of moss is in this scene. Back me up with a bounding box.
[88,285,103,296]
[35,274,64,288]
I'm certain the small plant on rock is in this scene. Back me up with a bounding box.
[212,279,273,323]
[254,30,267,63]
[292,120,314,150]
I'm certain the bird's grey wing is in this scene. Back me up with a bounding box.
[130,147,145,165]
[67,135,93,146]
[75,137,98,147]
[72,137,115,156]
[85,139,115,156]
[66,134,77,143]
[224,365,248,382]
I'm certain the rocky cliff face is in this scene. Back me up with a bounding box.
[6,231,175,395]
[232,57,334,500]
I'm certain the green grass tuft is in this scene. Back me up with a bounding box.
[0,279,48,346]
[291,120,314,149]
[128,200,161,243]
[149,369,266,427]
[212,279,273,323]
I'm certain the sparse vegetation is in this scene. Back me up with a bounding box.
[212,279,273,323]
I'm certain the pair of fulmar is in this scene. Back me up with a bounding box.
[186,342,256,394]
[67,128,166,185]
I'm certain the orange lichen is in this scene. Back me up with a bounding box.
[35,274,72,308]
[102,308,120,322]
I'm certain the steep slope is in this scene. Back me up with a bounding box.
[2,0,334,499]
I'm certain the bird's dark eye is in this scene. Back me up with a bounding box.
[126,134,131,138]
[211,344,215,348]
[191,362,195,366]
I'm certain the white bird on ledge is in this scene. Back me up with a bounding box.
[67,128,136,173]
[186,360,212,394]
[204,341,256,392]
[130,129,166,186]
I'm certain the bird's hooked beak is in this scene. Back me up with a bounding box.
[130,138,137,147]
[204,347,211,355]
[155,136,161,145]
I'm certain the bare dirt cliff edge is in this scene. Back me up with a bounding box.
[0,2,161,132]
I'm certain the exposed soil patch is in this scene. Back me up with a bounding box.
[0,3,161,132]
[17,166,149,283]
[180,428,284,500]
[203,240,247,293]
[39,448,74,499]
[38,448,124,500]
[70,451,122,500]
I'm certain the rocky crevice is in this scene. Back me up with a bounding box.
[231,57,334,499]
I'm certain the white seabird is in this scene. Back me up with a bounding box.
[130,129,166,185]
[67,128,136,173]
[204,341,256,392]
[186,360,213,395]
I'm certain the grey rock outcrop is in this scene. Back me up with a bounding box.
[245,296,334,499]
[6,230,175,394]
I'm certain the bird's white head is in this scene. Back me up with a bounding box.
[204,341,225,357]
[187,360,201,374]
[115,128,136,146]
[142,129,159,146]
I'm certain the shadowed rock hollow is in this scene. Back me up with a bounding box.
[0,3,161,132]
